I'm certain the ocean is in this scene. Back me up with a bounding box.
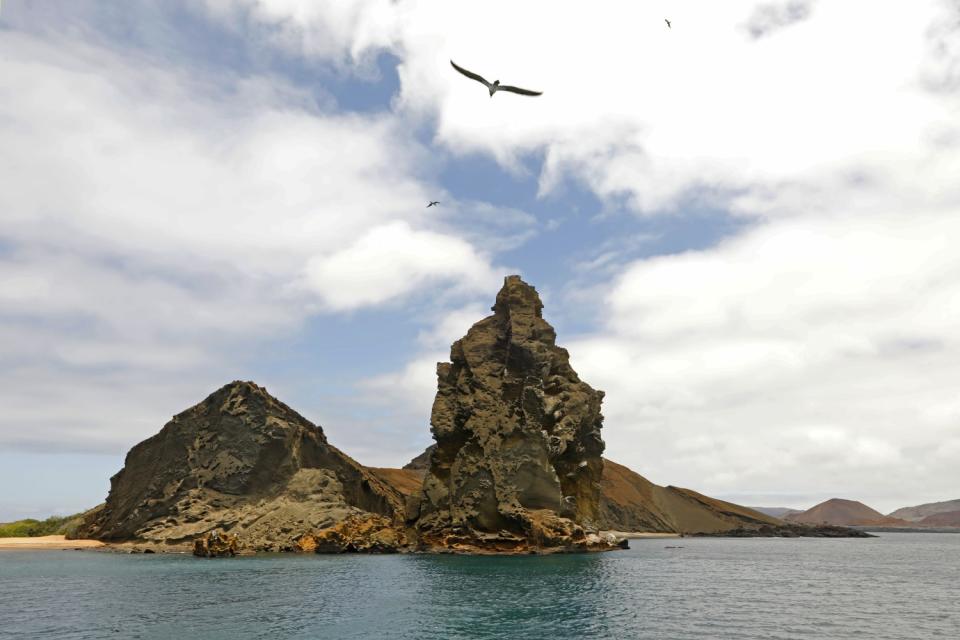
[1,533,957,639]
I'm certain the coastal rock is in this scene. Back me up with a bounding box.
[76,381,405,551]
[193,530,241,557]
[389,453,791,537]
[295,514,405,553]
[692,524,875,538]
[414,275,614,553]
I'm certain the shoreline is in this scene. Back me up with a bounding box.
[603,531,681,540]
[0,535,104,550]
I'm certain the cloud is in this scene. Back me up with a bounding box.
[224,0,959,218]
[302,221,499,310]
[0,23,510,454]
[742,1,816,40]
[230,0,959,510]
[5,0,960,518]
[566,210,960,512]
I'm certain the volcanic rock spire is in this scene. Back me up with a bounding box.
[413,275,609,552]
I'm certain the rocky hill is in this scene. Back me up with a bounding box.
[785,498,907,526]
[75,381,404,551]
[888,498,960,522]
[411,276,616,552]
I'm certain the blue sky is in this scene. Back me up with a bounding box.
[2,0,959,519]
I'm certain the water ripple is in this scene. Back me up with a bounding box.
[1,533,958,639]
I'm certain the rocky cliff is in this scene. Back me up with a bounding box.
[75,381,404,551]
[411,276,614,552]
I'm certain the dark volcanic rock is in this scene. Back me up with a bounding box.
[414,275,614,552]
[691,524,874,538]
[76,381,404,551]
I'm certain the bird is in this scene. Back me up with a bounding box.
[427,201,440,208]
[665,18,672,29]
[450,60,542,97]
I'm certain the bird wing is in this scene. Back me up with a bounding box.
[498,84,543,96]
[450,60,491,87]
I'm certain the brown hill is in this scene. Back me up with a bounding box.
[75,381,404,551]
[598,459,783,534]
[786,498,907,526]
[917,510,960,527]
[888,499,960,522]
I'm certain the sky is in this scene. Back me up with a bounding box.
[1,0,958,519]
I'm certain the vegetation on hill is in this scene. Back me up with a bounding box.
[0,513,85,538]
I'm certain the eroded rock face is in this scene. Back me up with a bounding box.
[414,275,610,552]
[295,514,406,553]
[76,381,404,551]
[193,530,241,557]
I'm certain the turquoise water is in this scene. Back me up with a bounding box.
[2,533,958,639]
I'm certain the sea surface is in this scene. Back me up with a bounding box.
[1,532,958,639]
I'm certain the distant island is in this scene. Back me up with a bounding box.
[749,498,960,532]
[10,276,890,554]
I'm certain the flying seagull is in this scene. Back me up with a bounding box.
[450,60,542,97]
[427,201,440,208]
[665,18,672,29]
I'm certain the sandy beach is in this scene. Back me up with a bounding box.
[0,535,104,550]
[604,531,681,539]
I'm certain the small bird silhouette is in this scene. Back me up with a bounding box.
[665,18,672,29]
[427,201,440,208]
[450,60,542,97]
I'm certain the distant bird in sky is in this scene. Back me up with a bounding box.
[665,18,672,29]
[450,60,542,97]
[427,201,440,208]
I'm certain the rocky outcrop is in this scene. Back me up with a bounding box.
[387,453,789,536]
[192,530,241,557]
[692,524,875,538]
[295,514,406,553]
[412,276,615,553]
[76,381,405,551]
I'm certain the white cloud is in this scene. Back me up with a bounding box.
[230,0,957,510]
[0,25,510,454]
[5,0,960,517]
[567,210,960,512]
[225,0,959,218]
[302,221,498,310]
